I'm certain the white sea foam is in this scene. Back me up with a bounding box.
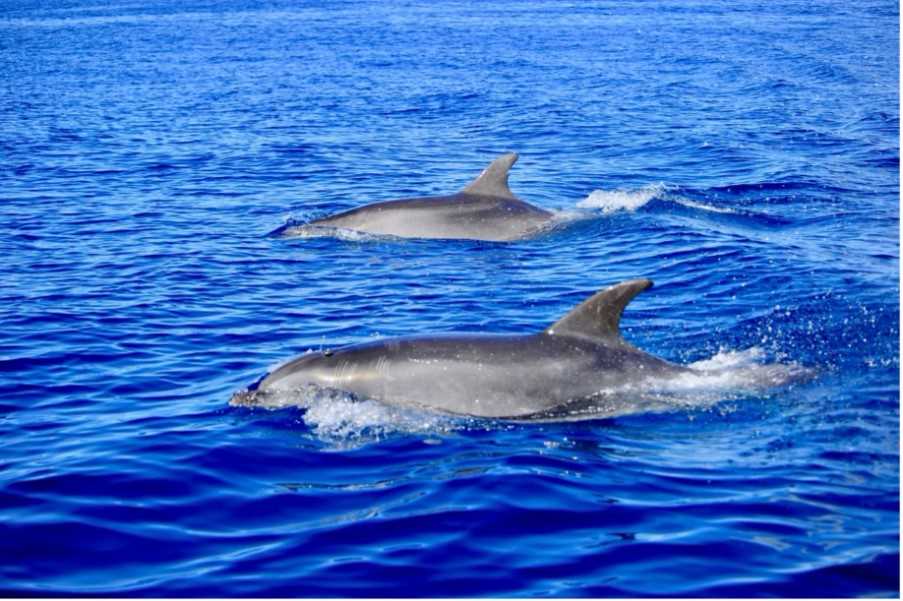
[576,184,737,215]
[659,347,812,397]
[303,396,457,443]
[668,196,738,214]
[577,184,666,212]
[230,383,462,445]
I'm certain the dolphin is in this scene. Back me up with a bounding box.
[230,279,697,419]
[276,152,555,242]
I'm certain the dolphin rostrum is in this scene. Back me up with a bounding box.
[277,152,555,242]
[231,279,701,419]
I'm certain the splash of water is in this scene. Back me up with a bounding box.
[675,347,813,393]
[576,184,737,215]
[576,184,667,212]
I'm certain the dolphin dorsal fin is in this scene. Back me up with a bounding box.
[462,152,518,198]
[544,279,653,343]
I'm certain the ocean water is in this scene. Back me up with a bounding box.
[1,0,899,596]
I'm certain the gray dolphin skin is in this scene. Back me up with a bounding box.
[231,279,691,419]
[278,152,555,241]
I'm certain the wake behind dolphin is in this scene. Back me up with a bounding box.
[231,279,811,421]
[276,153,555,242]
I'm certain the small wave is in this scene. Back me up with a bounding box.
[576,184,738,215]
[576,184,666,212]
[666,195,738,214]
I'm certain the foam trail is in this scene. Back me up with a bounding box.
[668,196,738,214]
[577,184,666,212]
[576,184,737,215]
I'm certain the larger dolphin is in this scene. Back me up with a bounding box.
[277,152,555,242]
[231,279,695,419]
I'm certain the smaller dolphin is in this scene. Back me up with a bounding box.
[232,279,696,419]
[277,153,555,242]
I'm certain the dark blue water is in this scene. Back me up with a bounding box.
[1,0,899,596]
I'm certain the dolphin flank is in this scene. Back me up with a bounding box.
[277,152,555,242]
[231,279,699,419]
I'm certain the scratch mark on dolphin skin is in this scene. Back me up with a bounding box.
[375,355,389,378]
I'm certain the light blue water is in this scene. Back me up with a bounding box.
[1,0,899,596]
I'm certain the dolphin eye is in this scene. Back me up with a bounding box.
[323,350,334,357]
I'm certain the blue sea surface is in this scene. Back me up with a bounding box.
[1,0,899,596]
